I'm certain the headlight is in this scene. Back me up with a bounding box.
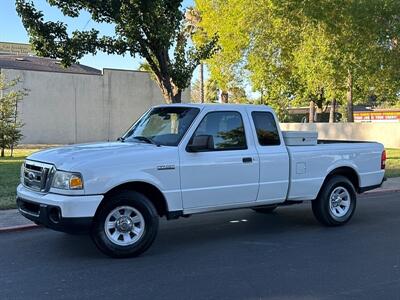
[52,171,83,190]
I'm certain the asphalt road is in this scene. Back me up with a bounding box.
[1,191,400,300]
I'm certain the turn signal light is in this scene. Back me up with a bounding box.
[70,176,83,189]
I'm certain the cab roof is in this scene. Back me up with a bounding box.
[155,103,274,111]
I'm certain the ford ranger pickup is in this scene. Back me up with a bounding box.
[17,104,386,257]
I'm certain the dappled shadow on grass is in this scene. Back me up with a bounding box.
[0,159,24,209]
[386,157,400,178]
[0,156,26,162]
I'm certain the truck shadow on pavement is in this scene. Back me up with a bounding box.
[49,203,358,258]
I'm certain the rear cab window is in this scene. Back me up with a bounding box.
[251,111,281,146]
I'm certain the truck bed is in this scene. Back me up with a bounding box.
[285,141,385,201]
[317,139,377,144]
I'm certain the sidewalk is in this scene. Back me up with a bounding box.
[1,177,399,232]
[0,209,38,232]
[366,177,400,194]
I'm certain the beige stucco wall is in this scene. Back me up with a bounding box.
[1,67,397,147]
[280,123,400,148]
[2,68,190,144]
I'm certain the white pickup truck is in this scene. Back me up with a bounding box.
[17,104,386,257]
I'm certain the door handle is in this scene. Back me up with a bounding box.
[242,157,253,163]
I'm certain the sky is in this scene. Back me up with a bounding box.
[0,0,194,71]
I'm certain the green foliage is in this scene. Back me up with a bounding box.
[195,0,400,114]
[194,0,253,94]
[0,74,26,157]
[229,86,248,104]
[16,0,219,103]
[191,78,219,103]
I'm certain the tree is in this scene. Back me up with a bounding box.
[194,0,253,103]
[229,86,248,104]
[16,0,218,103]
[185,7,205,103]
[196,0,400,120]
[0,74,25,157]
[191,78,218,103]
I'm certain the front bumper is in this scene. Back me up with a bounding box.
[16,184,103,233]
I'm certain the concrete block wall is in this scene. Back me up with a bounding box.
[2,68,190,144]
[280,123,400,148]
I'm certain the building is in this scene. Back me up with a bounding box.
[0,42,34,56]
[287,106,400,123]
[0,54,189,144]
[353,108,400,123]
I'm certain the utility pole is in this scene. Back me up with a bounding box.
[199,63,204,103]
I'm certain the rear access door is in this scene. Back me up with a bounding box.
[246,107,289,204]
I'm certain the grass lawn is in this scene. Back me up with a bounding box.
[0,147,399,210]
[0,149,39,210]
[386,148,400,178]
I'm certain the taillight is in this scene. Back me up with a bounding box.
[381,150,386,170]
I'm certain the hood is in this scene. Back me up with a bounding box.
[27,142,161,169]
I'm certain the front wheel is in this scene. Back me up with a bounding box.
[312,175,357,226]
[91,190,159,258]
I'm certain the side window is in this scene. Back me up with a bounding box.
[252,111,281,146]
[191,111,247,151]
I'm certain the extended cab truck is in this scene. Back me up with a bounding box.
[17,104,386,257]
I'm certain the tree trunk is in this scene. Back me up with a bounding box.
[309,100,315,123]
[1,147,4,157]
[221,91,229,103]
[346,69,354,122]
[157,78,181,104]
[329,99,336,123]
[199,63,204,103]
[171,90,182,103]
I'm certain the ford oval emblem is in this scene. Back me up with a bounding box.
[28,172,35,180]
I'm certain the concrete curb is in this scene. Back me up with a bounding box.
[364,188,400,195]
[0,224,40,233]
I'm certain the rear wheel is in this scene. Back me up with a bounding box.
[91,190,159,258]
[312,175,356,226]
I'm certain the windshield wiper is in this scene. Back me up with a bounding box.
[117,137,125,142]
[133,136,160,147]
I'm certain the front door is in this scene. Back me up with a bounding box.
[179,109,259,211]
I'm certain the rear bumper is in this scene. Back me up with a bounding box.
[359,177,386,193]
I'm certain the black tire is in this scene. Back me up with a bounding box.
[252,205,278,214]
[312,175,357,226]
[91,190,159,258]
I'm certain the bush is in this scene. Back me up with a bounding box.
[0,74,26,157]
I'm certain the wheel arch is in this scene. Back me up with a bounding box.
[96,181,169,218]
[319,166,360,196]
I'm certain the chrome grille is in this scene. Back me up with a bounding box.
[23,160,54,192]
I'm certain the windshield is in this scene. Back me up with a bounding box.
[122,106,200,146]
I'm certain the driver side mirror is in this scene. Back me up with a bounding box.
[187,135,214,152]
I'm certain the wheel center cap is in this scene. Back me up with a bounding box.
[332,197,342,207]
[116,216,133,232]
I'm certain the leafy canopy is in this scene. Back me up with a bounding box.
[195,0,400,113]
[16,0,219,103]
